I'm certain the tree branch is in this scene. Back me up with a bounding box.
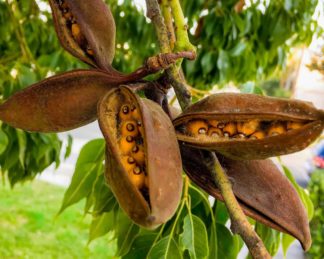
[145,0,192,110]
[210,153,271,259]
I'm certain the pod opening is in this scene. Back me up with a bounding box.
[117,103,150,205]
[176,118,308,141]
[56,0,95,58]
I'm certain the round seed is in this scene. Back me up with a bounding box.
[250,131,266,140]
[128,170,145,189]
[268,122,285,136]
[119,137,135,154]
[237,120,259,136]
[127,157,135,164]
[133,166,142,175]
[207,127,223,138]
[121,156,136,172]
[287,121,304,130]
[223,122,237,137]
[120,121,138,137]
[209,120,219,128]
[132,146,145,165]
[186,120,208,136]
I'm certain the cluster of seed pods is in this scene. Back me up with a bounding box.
[56,0,94,57]
[118,104,147,192]
[185,119,305,140]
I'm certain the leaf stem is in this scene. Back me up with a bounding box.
[168,0,196,53]
[210,153,271,259]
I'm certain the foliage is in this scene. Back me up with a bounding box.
[307,169,324,259]
[0,180,116,258]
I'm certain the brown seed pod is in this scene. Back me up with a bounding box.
[174,93,324,160]
[98,86,183,229]
[0,70,125,132]
[49,0,116,70]
[180,146,311,251]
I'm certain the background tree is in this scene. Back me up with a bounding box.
[0,0,321,257]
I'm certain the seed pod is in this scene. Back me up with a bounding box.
[0,70,124,132]
[49,0,116,70]
[98,86,183,228]
[174,93,324,160]
[180,146,311,251]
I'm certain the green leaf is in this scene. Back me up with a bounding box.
[58,139,105,214]
[89,210,116,243]
[147,236,182,259]
[123,234,157,259]
[64,135,73,159]
[217,224,241,259]
[116,209,140,257]
[281,233,295,257]
[16,129,27,168]
[282,165,314,219]
[255,222,281,256]
[0,130,9,155]
[215,201,229,224]
[181,214,209,259]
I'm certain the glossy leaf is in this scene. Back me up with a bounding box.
[181,214,209,259]
[147,236,182,259]
[58,139,105,214]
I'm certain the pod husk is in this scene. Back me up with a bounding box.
[0,70,122,132]
[49,0,116,70]
[180,146,311,250]
[174,93,324,160]
[98,86,183,228]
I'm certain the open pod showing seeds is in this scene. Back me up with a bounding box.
[180,146,311,250]
[49,0,116,70]
[0,70,124,132]
[98,86,183,228]
[174,93,324,160]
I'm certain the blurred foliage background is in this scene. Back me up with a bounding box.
[0,0,322,258]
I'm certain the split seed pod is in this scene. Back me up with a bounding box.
[174,93,324,160]
[180,146,311,250]
[98,86,183,228]
[49,0,116,70]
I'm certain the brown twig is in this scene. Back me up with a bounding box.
[210,153,271,259]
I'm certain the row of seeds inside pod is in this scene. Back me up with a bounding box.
[118,104,148,190]
[57,0,94,57]
[185,119,305,140]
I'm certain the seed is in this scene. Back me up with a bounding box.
[209,120,219,128]
[119,105,132,121]
[223,122,237,137]
[86,46,94,56]
[250,131,266,140]
[268,122,285,136]
[120,121,138,137]
[133,166,142,175]
[119,136,135,154]
[121,156,136,172]
[127,156,135,164]
[186,120,208,136]
[132,145,145,165]
[128,170,145,189]
[287,121,304,131]
[237,120,259,136]
[63,11,72,20]
[207,127,223,138]
[71,23,85,46]
[131,105,141,121]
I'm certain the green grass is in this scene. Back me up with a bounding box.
[0,180,117,259]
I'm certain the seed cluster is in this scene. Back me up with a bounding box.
[184,119,305,140]
[117,104,147,190]
[56,0,94,57]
